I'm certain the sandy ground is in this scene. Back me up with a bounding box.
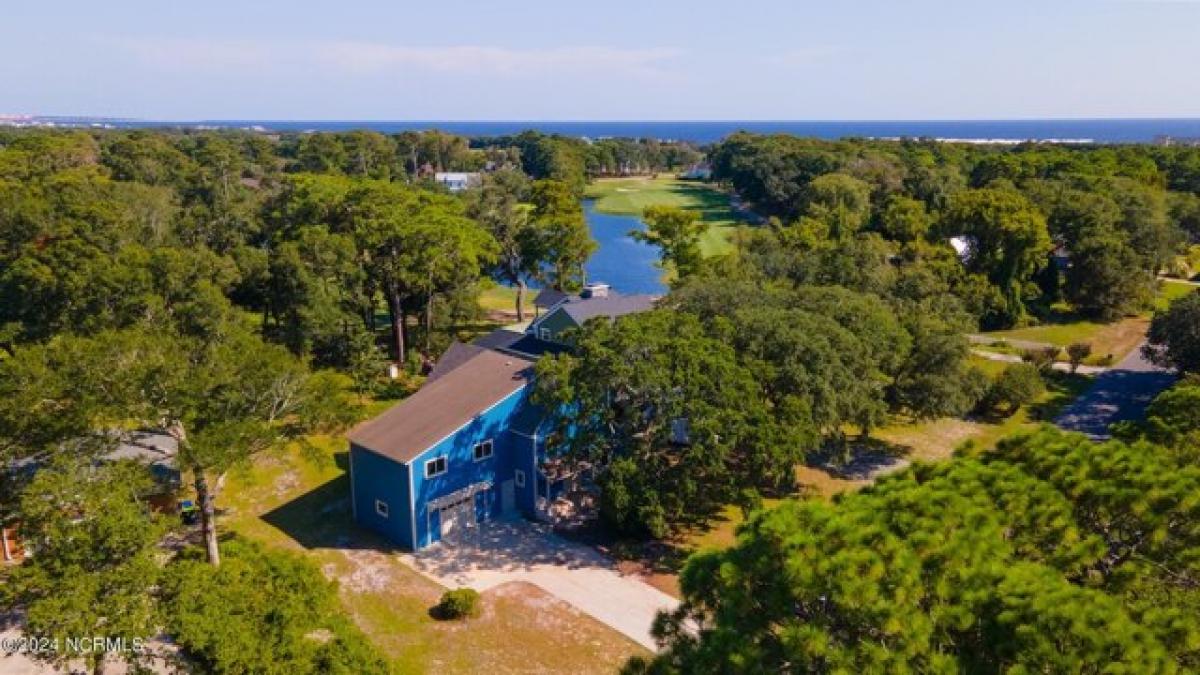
[400,518,679,650]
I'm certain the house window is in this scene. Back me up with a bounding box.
[425,456,447,478]
[473,440,493,462]
[514,469,526,488]
[375,499,389,518]
[539,327,551,341]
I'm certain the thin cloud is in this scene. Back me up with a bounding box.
[102,36,682,80]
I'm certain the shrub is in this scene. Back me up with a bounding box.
[982,363,1045,415]
[1066,342,1093,373]
[435,588,481,620]
[1021,346,1060,372]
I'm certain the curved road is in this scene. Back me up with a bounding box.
[1054,342,1176,439]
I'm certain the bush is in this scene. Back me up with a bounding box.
[982,363,1045,415]
[1066,342,1093,373]
[434,588,480,620]
[1021,346,1060,372]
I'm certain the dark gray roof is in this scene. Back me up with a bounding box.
[508,402,549,437]
[427,342,489,383]
[472,329,525,352]
[348,349,535,463]
[558,293,659,325]
[534,288,570,309]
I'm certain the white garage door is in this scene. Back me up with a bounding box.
[439,496,475,538]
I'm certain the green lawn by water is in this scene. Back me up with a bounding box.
[584,177,742,257]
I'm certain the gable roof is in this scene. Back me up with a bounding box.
[348,349,534,463]
[472,329,525,352]
[557,293,659,325]
[426,342,489,383]
[533,288,569,309]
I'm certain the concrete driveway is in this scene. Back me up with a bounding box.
[400,519,679,651]
[1055,341,1176,439]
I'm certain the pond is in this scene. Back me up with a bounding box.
[581,199,666,295]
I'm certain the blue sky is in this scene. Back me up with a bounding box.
[3,0,1198,120]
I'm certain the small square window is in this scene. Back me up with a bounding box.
[473,440,494,462]
[375,499,389,518]
[514,469,526,488]
[425,456,447,478]
[539,327,551,341]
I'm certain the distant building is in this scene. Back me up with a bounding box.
[434,172,482,192]
[680,163,713,180]
[2,431,182,565]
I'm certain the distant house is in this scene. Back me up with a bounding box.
[1,431,182,564]
[434,172,481,192]
[679,163,713,180]
[526,283,657,344]
[348,284,658,550]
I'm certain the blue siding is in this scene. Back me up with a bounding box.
[349,384,561,551]
[409,385,530,548]
[349,443,414,549]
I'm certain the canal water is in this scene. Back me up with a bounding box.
[581,199,666,295]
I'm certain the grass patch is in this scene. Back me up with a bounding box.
[585,177,742,257]
[1156,279,1196,309]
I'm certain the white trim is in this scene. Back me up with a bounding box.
[473,439,494,462]
[425,456,448,479]
[408,461,417,549]
[405,385,527,465]
[375,499,390,518]
[348,447,358,520]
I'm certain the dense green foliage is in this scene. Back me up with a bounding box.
[164,538,391,674]
[535,278,990,536]
[1,459,167,674]
[633,427,1200,673]
[635,205,706,278]
[1144,288,1200,373]
[708,134,1197,327]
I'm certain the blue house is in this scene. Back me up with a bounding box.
[348,286,656,550]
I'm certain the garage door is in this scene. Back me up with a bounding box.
[439,496,475,538]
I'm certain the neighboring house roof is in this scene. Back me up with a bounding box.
[472,329,525,352]
[348,349,535,464]
[473,329,569,359]
[426,342,489,383]
[557,293,658,325]
[503,335,572,358]
[533,288,569,309]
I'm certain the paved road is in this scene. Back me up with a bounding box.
[1054,341,1176,439]
[401,519,678,651]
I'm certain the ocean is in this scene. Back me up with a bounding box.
[39,118,1200,144]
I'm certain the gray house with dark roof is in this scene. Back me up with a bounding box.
[348,284,658,550]
[526,283,658,344]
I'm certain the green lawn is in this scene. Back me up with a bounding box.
[584,177,742,257]
[981,281,1196,364]
[1156,279,1196,309]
